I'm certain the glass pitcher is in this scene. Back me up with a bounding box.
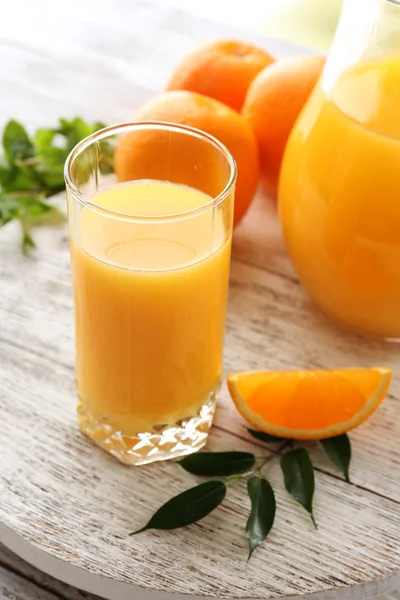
[279,0,400,340]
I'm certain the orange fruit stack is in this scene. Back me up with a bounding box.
[116,38,326,223]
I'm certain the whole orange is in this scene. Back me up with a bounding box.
[166,39,274,112]
[242,55,325,199]
[114,91,259,227]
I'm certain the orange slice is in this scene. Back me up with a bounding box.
[227,367,391,440]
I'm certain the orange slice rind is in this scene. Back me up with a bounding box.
[227,367,391,440]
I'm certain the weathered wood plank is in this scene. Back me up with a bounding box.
[0,545,97,600]
[0,548,399,600]
[0,566,56,600]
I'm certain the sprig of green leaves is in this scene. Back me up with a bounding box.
[0,117,107,252]
[131,432,352,560]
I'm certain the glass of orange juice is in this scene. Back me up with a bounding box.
[280,0,400,340]
[64,122,236,465]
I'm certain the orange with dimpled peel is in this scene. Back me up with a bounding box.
[227,367,391,440]
[166,39,274,112]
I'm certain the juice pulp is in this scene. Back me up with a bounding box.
[280,54,400,338]
[70,181,231,435]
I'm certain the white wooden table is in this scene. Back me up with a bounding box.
[0,1,399,599]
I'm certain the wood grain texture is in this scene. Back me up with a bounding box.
[0,566,64,600]
[1,194,400,600]
[0,0,399,599]
[1,542,399,600]
[0,545,97,600]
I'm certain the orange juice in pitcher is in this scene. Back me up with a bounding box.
[280,0,400,339]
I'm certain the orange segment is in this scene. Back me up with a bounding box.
[227,368,391,440]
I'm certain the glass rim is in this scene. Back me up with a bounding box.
[64,120,237,223]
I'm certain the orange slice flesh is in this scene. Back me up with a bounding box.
[227,367,391,440]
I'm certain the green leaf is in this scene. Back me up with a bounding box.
[0,159,18,187]
[56,117,106,153]
[130,481,226,535]
[34,128,56,153]
[57,117,88,150]
[34,163,65,193]
[0,192,54,250]
[248,429,287,444]
[0,194,21,224]
[93,120,107,131]
[246,476,276,560]
[23,195,53,221]
[1,167,38,193]
[280,448,317,528]
[3,120,35,162]
[33,128,73,192]
[179,451,255,477]
[320,434,351,483]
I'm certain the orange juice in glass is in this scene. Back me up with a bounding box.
[65,122,236,465]
[280,0,400,340]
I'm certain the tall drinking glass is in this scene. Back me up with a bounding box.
[64,122,236,465]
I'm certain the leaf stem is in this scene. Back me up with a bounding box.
[255,440,294,475]
[20,156,43,166]
[279,440,293,453]
[18,210,35,253]
[7,190,41,198]
[257,455,274,475]
[225,473,247,486]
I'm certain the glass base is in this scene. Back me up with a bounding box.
[77,390,218,466]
